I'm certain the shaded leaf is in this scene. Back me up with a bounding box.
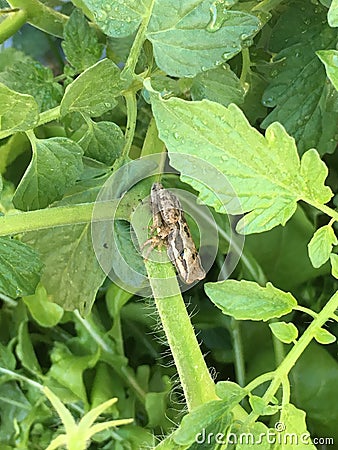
[23,284,64,328]
[78,120,125,165]
[191,64,245,106]
[261,1,338,155]
[13,137,83,211]
[22,223,106,314]
[0,58,63,111]
[47,343,100,404]
[0,237,43,298]
[16,321,41,374]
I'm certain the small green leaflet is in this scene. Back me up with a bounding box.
[22,223,106,314]
[313,328,336,344]
[269,322,298,344]
[308,224,337,268]
[190,65,245,106]
[205,280,297,321]
[0,237,43,298]
[148,83,333,235]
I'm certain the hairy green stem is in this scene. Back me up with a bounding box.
[145,258,217,409]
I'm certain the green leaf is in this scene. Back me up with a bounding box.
[269,322,298,344]
[215,381,246,402]
[308,224,337,268]
[260,1,338,155]
[235,422,271,450]
[0,58,63,111]
[290,343,338,440]
[276,403,316,450]
[23,284,64,328]
[47,342,100,404]
[22,223,106,314]
[330,253,338,278]
[328,0,338,27]
[62,9,104,72]
[249,395,279,415]
[77,120,125,165]
[245,208,326,291]
[148,86,333,234]
[173,400,232,446]
[81,0,144,38]
[317,50,338,91]
[60,59,122,117]
[0,83,39,135]
[313,327,336,344]
[16,321,41,374]
[0,382,32,443]
[13,137,83,211]
[0,342,16,370]
[0,48,28,72]
[205,280,297,321]
[0,237,43,298]
[147,2,260,77]
[190,64,245,106]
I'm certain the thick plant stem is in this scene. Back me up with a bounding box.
[0,201,127,237]
[145,258,217,410]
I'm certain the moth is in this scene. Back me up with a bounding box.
[144,182,205,284]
